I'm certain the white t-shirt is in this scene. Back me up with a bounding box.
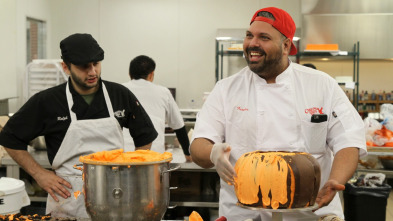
[192,62,367,221]
[122,79,184,153]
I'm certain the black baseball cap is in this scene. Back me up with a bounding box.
[60,33,104,65]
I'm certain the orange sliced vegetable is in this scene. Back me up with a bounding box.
[189,211,203,221]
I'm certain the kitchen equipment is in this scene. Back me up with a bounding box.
[379,156,393,170]
[0,177,30,215]
[81,158,180,221]
[24,59,67,102]
[30,136,47,150]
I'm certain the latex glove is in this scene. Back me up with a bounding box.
[210,143,236,185]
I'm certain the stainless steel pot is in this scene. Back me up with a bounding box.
[82,159,180,221]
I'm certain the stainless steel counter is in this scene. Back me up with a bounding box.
[0,147,215,179]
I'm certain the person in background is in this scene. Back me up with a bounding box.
[0,33,157,218]
[303,63,317,69]
[122,55,192,162]
[190,7,366,221]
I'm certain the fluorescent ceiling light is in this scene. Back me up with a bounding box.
[216,37,232,40]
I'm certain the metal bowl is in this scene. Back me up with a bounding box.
[82,161,180,221]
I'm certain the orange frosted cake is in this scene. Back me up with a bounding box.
[234,151,320,209]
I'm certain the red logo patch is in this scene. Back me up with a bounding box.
[305,107,324,115]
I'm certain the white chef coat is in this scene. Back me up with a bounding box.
[122,79,184,153]
[192,61,367,221]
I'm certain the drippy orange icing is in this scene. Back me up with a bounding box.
[79,149,172,164]
[234,151,301,209]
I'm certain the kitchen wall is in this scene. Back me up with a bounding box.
[300,59,393,94]
[0,0,17,104]
[0,0,52,112]
[1,0,301,112]
[3,0,393,114]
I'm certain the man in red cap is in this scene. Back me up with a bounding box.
[0,33,158,218]
[190,7,366,220]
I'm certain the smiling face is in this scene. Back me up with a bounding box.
[62,61,101,95]
[243,21,291,83]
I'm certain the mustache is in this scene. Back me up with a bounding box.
[246,47,266,56]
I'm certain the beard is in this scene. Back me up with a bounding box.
[245,47,283,78]
[70,70,100,91]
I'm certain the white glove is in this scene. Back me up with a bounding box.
[210,143,236,185]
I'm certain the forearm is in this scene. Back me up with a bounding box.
[329,147,359,184]
[174,126,190,155]
[136,142,152,150]
[190,138,214,168]
[4,147,47,179]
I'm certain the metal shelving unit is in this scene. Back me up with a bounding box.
[215,29,246,82]
[296,42,360,110]
[24,59,68,102]
[215,34,360,112]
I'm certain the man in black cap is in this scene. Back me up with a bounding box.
[0,33,158,218]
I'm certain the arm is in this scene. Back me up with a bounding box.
[174,126,192,162]
[4,147,72,201]
[316,147,359,208]
[135,142,152,150]
[190,138,214,168]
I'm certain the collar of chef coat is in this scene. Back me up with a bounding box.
[67,78,109,119]
[252,59,293,86]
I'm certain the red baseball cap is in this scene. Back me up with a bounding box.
[250,7,297,55]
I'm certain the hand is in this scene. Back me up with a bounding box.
[33,169,72,202]
[315,179,345,209]
[185,155,193,162]
[210,143,236,185]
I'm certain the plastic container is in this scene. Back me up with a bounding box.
[0,177,30,215]
[343,182,391,221]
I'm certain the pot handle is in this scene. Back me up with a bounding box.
[166,165,180,209]
[167,204,177,209]
[163,164,181,174]
[167,187,178,209]
[166,186,177,209]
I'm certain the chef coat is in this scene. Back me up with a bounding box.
[192,61,367,221]
[122,79,184,153]
[0,79,157,164]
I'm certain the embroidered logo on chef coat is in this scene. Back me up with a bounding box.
[236,106,249,111]
[305,107,324,115]
[57,116,68,121]
[114,109,125,118]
